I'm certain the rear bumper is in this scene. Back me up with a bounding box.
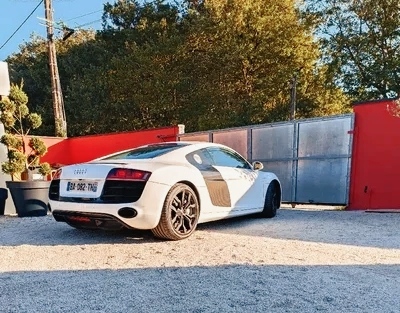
[49,181,171,230]
[52,210,130,230]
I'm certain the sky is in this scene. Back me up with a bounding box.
[0,0,108,61]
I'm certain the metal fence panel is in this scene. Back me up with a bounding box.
[261,160,293,201]
[251,125,294,160]
[251,124,295,202]
[296,158,350,204]
[178,114,354,205]
[298,118,352,157]
[213,130,248,159]
[180,133,210,142]
[295,115,353,204]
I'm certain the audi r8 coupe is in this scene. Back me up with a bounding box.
[49,141,281,240]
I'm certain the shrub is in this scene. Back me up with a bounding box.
[0,81,51,181]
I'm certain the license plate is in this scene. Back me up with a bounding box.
[66,181,98,193]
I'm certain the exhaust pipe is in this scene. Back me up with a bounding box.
[118,207,137,219]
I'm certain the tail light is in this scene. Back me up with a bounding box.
[52,169,62,180]
[106,168,151,181]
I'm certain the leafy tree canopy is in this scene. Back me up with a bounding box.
[6,0,351,136]
[303,0,400,100]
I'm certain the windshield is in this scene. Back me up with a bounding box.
[102,143,189,160]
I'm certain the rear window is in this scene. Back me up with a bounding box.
[102,143,189,160]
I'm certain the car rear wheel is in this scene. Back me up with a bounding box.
[260,182,280,218]
[151,183,200,240]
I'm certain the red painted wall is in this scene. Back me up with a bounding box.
[38,136,70,166]
[349,99,400,209]
[41,126,179,166]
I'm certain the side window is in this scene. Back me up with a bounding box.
[199,149,214,166]
[207,148,251,169]
[185,149,214,168]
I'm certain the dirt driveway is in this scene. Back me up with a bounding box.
[1,207,400,313]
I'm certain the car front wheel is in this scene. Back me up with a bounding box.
[260,182,280,218]
[152,183,200,240]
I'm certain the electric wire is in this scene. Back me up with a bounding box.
[64,9,103,22]
[0,0,44,51]
[75,19,103,29]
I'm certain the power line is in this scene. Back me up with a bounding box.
[60,19,102,41]
[75,19,103,29]
[0,0,44,51]
[64,9,103,22]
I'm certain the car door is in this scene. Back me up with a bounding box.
[185,148,232,212]
[206,147,264,211]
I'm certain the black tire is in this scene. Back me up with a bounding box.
[151,183,200,240]
[260,182,280,218]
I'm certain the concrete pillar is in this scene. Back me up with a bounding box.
[0,123,15,215]
[0,62,10,96]
[0,62,15,215]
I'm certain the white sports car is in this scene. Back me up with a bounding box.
[49,141,281,240]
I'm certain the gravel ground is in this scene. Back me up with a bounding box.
[1,206,400,313]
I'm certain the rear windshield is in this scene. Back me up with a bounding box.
[102,143,189,160]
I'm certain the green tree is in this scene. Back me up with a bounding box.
[99,0,186,131]
[176,0,350,130]
[6,30,104,136]
[0,82,51,180]
[303,0,400,100]
[5,0,350,136]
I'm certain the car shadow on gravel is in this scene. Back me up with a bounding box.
[196,208,400,250]
[1,208,400,249]
[1,264,400,313]
[0,215,157,246]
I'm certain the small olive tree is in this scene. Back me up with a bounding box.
[0,81,51,181]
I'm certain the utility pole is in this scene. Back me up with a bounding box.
[289,74,297,120]
[44,0,67,137]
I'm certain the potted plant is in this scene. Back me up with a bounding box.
[0,81,52,217]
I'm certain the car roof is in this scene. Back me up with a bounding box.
[145,141,224,163]
[142,141,228,149]
[159,141,236,151]
[94,141,230,162]
[152,140,219,146]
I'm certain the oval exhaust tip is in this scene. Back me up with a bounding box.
[118,207,137,219]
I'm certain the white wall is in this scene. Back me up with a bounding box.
[0,62,10,96]
[0,62,15,214]
[0,123,15,215]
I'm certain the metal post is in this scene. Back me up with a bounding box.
[44,0,67,137]
[289,74,297,120]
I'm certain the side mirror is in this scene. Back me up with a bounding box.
[252,161,264,171]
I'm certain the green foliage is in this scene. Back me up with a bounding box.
[0,82,51,180]
[174,0,350,130]
[303,0,400,100]
[28,137,48,156]
[0,134,22,150]
[54,118,67,138]
[5,0,351,136]
[387,99,400,118]
[38,163,52,176]
[6,31,99,136]
[2,151,26,176]
[26,113,42,130]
